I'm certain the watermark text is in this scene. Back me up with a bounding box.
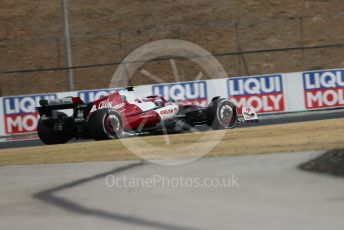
[105,174,240,189]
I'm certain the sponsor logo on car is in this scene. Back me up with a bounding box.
[152,81,208,106]
[78,88,123,103]
[227,75,284,113]
[159,108,178,115]
[303,70,344,109]
[47,97,73,105]
[155,104,179,121]
[90,100,111,112]
[113,102,125,110]
[3,94,57,134]
[90,100,125,112]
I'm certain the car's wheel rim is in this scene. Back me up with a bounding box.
[105,114,121,136]
[219,104,233,125]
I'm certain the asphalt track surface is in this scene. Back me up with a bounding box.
[1,110,344,229]
[0,109,343,149]
[1,151,344,230]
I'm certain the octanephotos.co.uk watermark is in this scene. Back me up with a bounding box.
[105,174,240,189]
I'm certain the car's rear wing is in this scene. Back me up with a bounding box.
[36,96,90,117]
[39,96,84,107]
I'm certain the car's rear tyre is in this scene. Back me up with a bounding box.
[88,108,123,140]
[207,98,237,130]
[37,112,76,145]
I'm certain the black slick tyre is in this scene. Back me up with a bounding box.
[88,108,123,140]
[207,98,238,130]
[37,112,75,145]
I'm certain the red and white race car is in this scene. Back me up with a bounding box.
[36,87,258,144]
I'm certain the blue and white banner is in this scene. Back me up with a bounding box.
[0,68,343,136]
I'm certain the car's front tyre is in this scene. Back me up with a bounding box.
[207,98,238,130]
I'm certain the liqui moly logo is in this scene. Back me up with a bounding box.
[152,81,208,106]
[3,94,57,134]
[303,70,344,109]
[227,75,284,113]
[78,88,123,103]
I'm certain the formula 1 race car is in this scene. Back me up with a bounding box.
[36,87,258,144]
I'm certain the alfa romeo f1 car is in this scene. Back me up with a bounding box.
[36,87,258,144]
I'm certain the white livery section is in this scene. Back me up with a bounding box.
[241,107,258,121]
[0,68,343,136]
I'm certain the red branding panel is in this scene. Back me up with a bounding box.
[227,75,285,113]
[303,70,344,109]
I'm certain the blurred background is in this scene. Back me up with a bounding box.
[1,0,344,96]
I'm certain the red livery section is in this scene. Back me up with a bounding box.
[123,111,160,130]
[88,92,161,130]
[303,70,344,109]
[227,75,285,113]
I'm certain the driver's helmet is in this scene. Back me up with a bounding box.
[154,99,164,107]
